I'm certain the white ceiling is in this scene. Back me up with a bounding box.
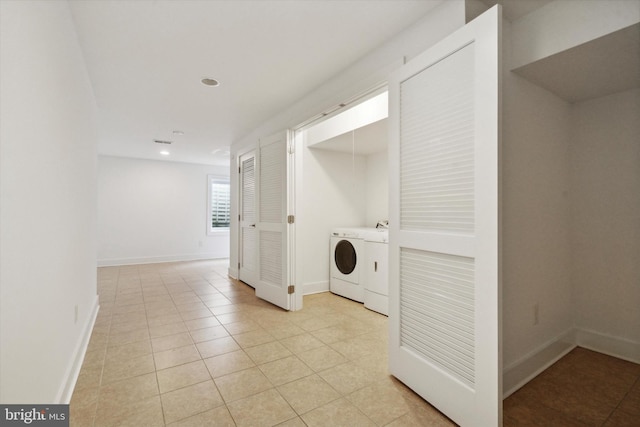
[512,23,640,103]
[480,0,555,22]
[309,118,388,155]
[69,0,444,166]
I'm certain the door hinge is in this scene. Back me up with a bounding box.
[287,285,295,294]
[287,215,295,224]
[238,166,241,173]
[238,214,241,221]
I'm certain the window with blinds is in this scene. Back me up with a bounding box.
[208,175,231,232]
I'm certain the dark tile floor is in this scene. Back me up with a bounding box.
[504,347,640,426]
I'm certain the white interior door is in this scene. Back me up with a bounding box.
[388,6,502,426]
[255,131,291,310]
[238,150,257,285]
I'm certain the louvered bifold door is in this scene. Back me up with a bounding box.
[388,6,501,427]
[239,152,257,286]
[255,131,290,310]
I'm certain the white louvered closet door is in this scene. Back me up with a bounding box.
[388,6,501,427]
[239,151,257,286]
[255,131,290,310]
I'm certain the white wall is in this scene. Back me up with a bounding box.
[366,150,389,226]
[0,1,98,403]
[296,146,367,293]
[97,156,229,265]
[230,0,466,277]
[502,63,573,369]
[570,88,640,345]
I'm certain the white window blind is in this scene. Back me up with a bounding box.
[208,176,230,231]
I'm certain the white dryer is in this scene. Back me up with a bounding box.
[330,228,377,302]
[363,229,389,315]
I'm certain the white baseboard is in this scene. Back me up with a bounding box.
[303,280,329,295]
[97,253,227,267]
[56,296,99,403]
[503,327,640,398]
[575,328,640,364]
[503,328,576,398]
[227,267,238,280]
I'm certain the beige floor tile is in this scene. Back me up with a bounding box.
[105,339,152,364]
[149,321,188,338]
[301,398,375,427]
[108,327,150,347]
[167,406,236,426]
[112,302,145,314]
[176,301,209,313]
[161,379,224,424]
[216,311,255,325]
[101,353,155,385]
[227,388,297,427]
[233,328,276,348]
[80,262,640,427]
[209,304,242,316]
[275,417,307,426]
[280,333,325,354]
[96,372,159,411]
[178,308,213,323]
[144,300,176,313]
[214,367,273,402]
[222,319,261,334]
[297,345,348,372]
[157,360,212,393]
[154,344,202,370]
[151,332,193,353]
[204,350,255,378]
[109,320,147,335]
[80,349,106,370]
[95,395,164,427]
[190,325,229,343]
[147,313,183,328]
[184,315,221,330]
[277,374,340,415]
[297,315,340,332]
[196,336,241,358]
[353,352,390,379]
[171,292,201,305]
[318,361,376,395]
[266,322,306,340]
[347,379,412,425]
[259,355,313,386]
[329,334,384,361]
[244,341,293,365]
[147,306,180,319]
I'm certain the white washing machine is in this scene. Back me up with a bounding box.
[330,228,377,302]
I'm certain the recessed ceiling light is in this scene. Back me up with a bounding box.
[201,78,220,87]
[160,150,170,156]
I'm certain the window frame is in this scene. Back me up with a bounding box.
[207,174,231,235]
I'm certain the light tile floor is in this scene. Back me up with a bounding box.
[71,259,640,426]
[70,259,454,426]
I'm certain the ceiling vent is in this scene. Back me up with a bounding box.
[154,139,173,145]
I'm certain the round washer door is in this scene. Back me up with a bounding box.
[335,239,357,275]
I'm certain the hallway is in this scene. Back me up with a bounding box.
[70,259,452,426]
